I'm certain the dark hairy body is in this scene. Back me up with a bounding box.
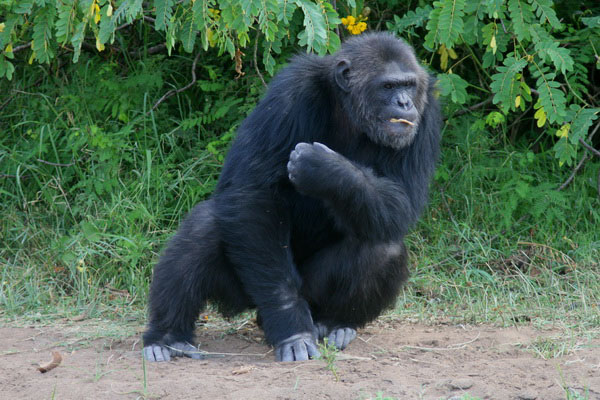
[143,32,442,362]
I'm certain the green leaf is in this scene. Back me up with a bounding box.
[424,3,442,49]
[125,0,144,22]
[71,21,86,63]
[566,105,600,145]
[530,25,573,74]
[485,0,505,19]
[179,12,198,53]
[277,0,297,24]
[295,0,327,53]
[55,0,77,44]
[485,111,505,127]
[437,0,466,49]
[0,15,22,49]
[553,137,576,166]
[581,16,600,28]
[155,0,175,31]
[14,1,34,14]
[0,55,15,80]
[490,57,527,113]
[530,66,567,123]
[192,0,213,51]
[387,5,432,34]
[263,48,275,75]
[437,73,469,104]
[98,5,116,44]
[508,0,533,41]
[539,42,573,75]
[528,0,561,29]
[32,5,56,64]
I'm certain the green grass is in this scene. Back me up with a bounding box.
[1,52,599,351]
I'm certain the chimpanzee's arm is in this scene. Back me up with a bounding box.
[287,142,418,241]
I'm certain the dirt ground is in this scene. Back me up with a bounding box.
[1,319,598,400]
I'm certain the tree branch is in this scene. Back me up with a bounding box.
[253,31,267,89]
[579,138,600,158]
[557,120,600,192]
[557,153,588,191]
[13,43,32,53]
[151,52,202,111]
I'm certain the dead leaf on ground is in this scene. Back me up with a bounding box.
[231,365,255,375]
[37,351,62,373]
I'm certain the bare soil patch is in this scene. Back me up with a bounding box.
[1,320,598,399]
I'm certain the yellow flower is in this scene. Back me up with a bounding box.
[342,15,367,35]
[341,17,348,26]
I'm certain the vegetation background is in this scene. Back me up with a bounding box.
[0,0,599,376]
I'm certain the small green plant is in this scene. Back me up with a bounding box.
[558,366,591,400]
[372,392,398,400]
[141,351,149,399]
[318,337,340,382]
[564,387,590,400]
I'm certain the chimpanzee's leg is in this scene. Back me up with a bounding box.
[299,238,408,350]
[143,199,251,362]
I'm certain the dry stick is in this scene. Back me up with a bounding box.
[151,52,202,112]
[37,159,74,167]
[253,31,267,89]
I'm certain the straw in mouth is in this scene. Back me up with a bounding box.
[389,118,414,126]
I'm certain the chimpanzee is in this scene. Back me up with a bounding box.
[143,32,441,362]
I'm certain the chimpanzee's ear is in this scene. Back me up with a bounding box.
[334,59,351,93]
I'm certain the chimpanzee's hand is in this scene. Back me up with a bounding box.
[287,142,355,195]
[275,333,321,362]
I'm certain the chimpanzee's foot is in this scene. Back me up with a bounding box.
[314,322,357,350]
[143,342,203,362]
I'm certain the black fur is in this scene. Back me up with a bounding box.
[143,32,441,362]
